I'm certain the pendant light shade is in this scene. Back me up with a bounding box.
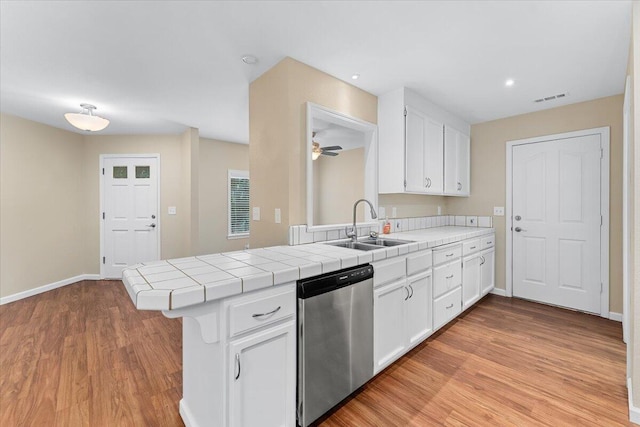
[64,104,110,131]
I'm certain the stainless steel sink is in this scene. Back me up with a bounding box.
[325,237,414,251]
[328,241,381,251]
[358,237,414,247]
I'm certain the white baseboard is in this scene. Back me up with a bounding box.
[179,399,200,427]
[0,274,101,305]
[490,287,507,297]
[609,311,623,322]
[629,378,640,424]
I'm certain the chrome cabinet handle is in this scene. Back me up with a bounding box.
[404,287,410,301]
[425,177,431,188]
[470,246,476,250]
[252,306,281,318]
[446,274,454,279]
[457,182,462,191]
[480,256,485,265]
[408,285,414,299]
[235,353,241,380]
[445,253,454,257]
[514,227,527,232]
[146,223,156,228]
[446,303,454,309]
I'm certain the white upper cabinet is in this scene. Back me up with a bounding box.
[444,126,470,196]
[378,87,470,197]
[405,106,444,194]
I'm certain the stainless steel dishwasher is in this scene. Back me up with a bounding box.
[297,264,374,427]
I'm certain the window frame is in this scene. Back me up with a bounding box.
[228,169,250,239]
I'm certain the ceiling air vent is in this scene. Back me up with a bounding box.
[533,92,569,103]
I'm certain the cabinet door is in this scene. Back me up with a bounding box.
[405,271,433,347]
[480,248,496,296]
[462,254,481,310]
[228,321,296,427]
[374,278,407,373]
[405,106,443,194]
[444,126,470,196]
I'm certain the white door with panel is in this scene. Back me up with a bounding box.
[102,156,159,278]
[227,320,296,427]
[512,135,601,313]
[405,106,444,194]
[444,126,470,196]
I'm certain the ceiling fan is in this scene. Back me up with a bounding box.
[312,132,342,160]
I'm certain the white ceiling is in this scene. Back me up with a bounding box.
[0,1,631,144]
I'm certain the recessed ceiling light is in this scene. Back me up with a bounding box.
[505,79,515,87]
[242,55,258,65]
[351,74,360,80]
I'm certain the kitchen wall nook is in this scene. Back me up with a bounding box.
[378,87,471,197]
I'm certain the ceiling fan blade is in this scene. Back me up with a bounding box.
[321,151,339,156]
[321,145,342,151]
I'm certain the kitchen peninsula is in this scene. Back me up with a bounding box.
[122,224,495,426]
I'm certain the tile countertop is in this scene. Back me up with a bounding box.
[121,226,495,311]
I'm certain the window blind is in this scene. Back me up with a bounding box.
[228,171,250,237]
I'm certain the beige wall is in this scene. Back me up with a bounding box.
[0,114,86,298]
[198,138,250,254]
[313,147,365,225]
[446,95,624,314]
[82,133,190,267]
[0,114,249,299]
[249,57,377,248]
[378,194,448,218]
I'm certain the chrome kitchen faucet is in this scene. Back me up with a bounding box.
[346,199,377,242]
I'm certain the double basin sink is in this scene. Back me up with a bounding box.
[325,237,414,251]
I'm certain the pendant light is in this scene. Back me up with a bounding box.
[64,103,110,131]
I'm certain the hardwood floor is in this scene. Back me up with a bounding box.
[0,280,631,426]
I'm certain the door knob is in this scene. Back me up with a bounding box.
[514,227,526,232]
[146,223,156,228]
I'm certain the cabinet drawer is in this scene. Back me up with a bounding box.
[462,238,481,256]
[406,250,432,276]
[433,245,462,266]
[373,257,406,288]
[481,235,495,249]
[433,259,462,298]
[228,288,295,337]
[433,287,462,330]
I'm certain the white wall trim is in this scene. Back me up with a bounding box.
[608,312,623,322]
[628,378,640,424]
[490,288,507,297]
[505,127,610,318]
[0,274,101,305]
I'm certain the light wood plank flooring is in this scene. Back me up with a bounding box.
[0,280,631,426]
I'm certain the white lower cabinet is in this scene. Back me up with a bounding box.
[405,271,433,347]
[480,247,495,296]
[433,287,462,329]
[462,253,482,310]
[227,320,296,427]
[374,278,407,373]
[373,264,433,374]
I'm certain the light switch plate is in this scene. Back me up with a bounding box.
[275,208,281,224]
[392,207,397,218]
[168,206,177,215]
[252,207,260,221]
[378,207,386,219]
[494,207,505,216]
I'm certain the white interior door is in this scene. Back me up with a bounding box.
[102,155,159,278]
[512,135,601,313]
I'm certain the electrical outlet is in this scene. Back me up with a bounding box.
[378,206,386,219]
[252,207,260,221]
[437,205,442,216]
[494,207,505,216]
[274,208,281,224]
[168,206,177,215]
[392,207,397,218]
